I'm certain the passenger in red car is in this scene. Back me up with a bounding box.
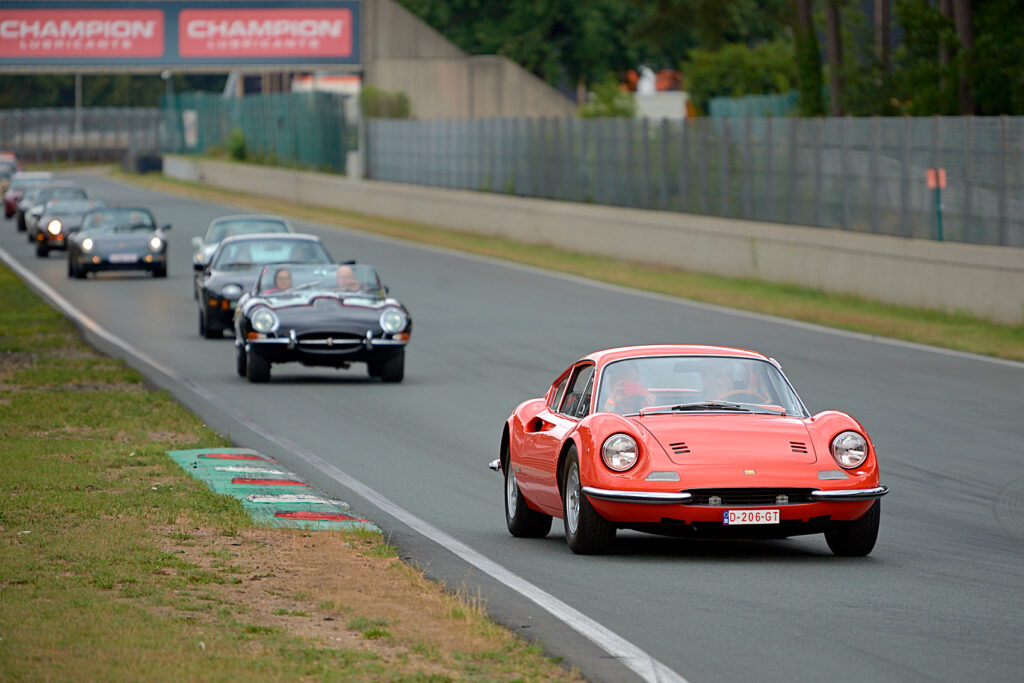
[265,267,292,293]
[699,362,735,400]
[601,364,653,414]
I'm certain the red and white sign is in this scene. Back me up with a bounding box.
[179,8,352,58]
[0,9,164,58]
[926,168,947,189]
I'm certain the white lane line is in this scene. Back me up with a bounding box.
[0,246,687,683]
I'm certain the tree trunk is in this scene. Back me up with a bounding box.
[825,0,844,116]
[953,0,974,114]
[874,0,890,77]
[792,0,825,116]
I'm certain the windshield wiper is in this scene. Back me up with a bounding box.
[640,401,752,416]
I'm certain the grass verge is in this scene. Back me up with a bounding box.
[109,166,1024,363]
[0,263,579,682]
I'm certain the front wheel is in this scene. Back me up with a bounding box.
[371,349,404,383]
[503,442,552,538]
[562,446,615,554]
[35,242,48,257]
[825,500,881,557]
[235,344,247,377]
[246,348,271,383]
[152,264,167,278]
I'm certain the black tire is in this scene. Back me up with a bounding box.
[503,441,552,538]
[75,264,87,279]
[35,242,48,257]
[199,308,221,339]
[66,257,73,278]
[153,264,167,278]
[16,212,25,232]
[246,348,271,383]
[561,446,615,554]
[825,500,881,557]
[235,344,247,377]
[377,349,405,383]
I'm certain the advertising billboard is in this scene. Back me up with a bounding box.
[0,1,360,71]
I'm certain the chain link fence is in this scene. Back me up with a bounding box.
[0,107,162,164]
[367,115,1024,247]
[162,91,352,173]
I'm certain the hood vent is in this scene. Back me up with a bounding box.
[670,442,691,455]
[790,441,808,454]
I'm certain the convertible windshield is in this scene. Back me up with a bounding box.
[596,356,807,417]
[45,199,105,216]
[211,238,332,268]
[81,208,155,231]
[206,218,289,244]
[256,263,385,297]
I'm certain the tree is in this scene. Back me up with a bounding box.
[792,0,826,115]
[682,40,797,113]
[824,0,845,115]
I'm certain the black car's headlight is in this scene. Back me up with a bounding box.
[379,308,407,334]
[251,308,279,334]
[148,236,163,251]
[601,433,639,471]
[222,284,243,299]
[831,431,868,469]
[81,237,94,252]
[46,219,62,235]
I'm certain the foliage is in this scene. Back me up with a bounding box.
[578,76,636,118]
[0,74,226,109]
[225,128,247,161]
[969,0,1024,115]
[359,85,412,119]
[887,0,960,115]
[682,40,796,113]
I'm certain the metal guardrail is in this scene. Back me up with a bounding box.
[367,115,1024,247]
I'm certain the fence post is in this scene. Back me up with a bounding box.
[901,116,911,237]
[640,117,651,209]
[659,118,670,210]
[840,116,850,230]
[766,115,774,222]
[789,118,799,224]
[998,115,1008,246]
[701,119,710,214]
[963,115,973,243]
[814,118,823,227]
[870,116,880,233]
[742,116,752,219]
[720,119,729,216]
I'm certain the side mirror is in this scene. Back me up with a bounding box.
[193,262,205,272]
[161,223,172,231]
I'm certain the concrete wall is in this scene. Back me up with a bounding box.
[163,155,1024,325]
[362,0,576,119]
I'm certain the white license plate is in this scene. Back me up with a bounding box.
[109,253,137,264]
[723,509,779,525]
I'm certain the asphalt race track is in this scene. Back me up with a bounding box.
[4,171,1023,683]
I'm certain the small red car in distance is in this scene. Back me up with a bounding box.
[4,171,52,219]
[492,345,888,555]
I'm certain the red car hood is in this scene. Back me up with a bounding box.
[640,414,818,465]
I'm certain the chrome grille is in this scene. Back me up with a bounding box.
[685,488,815,506]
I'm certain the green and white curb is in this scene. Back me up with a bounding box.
[167,448,378,532]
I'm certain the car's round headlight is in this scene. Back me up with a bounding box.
[81,237,94,252]
[379,308,407,334]
[601,433,639,471]
[149,236,163,251]
[46,219,61,235]
[831,431,869,469]
[222,284,243,299]
[251,308,279,333]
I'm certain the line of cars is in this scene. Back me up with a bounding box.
[190,215,412,383]
[4,170,171,275]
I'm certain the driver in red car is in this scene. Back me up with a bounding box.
[699,361,736,400]
[601,364,653,414]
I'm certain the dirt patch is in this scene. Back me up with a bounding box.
[150,522,580,680]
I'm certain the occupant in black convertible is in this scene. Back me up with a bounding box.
[265,267,292,294]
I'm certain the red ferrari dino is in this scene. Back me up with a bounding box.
[492,345,888,555]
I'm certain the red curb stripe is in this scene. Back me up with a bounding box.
[199,453,270,461]
[274,511,370,523]
[231,478,309,486]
